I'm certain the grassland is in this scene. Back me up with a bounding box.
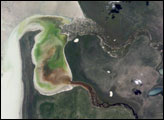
[32,87,134,119]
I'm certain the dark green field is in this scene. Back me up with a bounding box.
[20,31,135,119]
[33,87,134,119]
[20,1,163,119]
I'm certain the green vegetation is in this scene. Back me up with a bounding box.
[39,102,54,118]
[16,15,71,90]
[33,19,67,67]
[32,17,70,90]
[32,87,134,119]
[17,16,72,91]
[47,47,66,70]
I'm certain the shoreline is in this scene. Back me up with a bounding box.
[1,13,81,119]
[30,15,75,96]
[2,13,138,120]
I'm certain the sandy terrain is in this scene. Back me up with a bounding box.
[1,1,84,58]
[1,1,84,119]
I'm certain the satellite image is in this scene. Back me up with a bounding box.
[1,1,163,119]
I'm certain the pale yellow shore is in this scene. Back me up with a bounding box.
[1,1,84,119]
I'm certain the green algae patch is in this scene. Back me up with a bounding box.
[14,15,73,95]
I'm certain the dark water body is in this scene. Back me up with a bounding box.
[20,31,138,118]
[19,30,41,119]
[65,35,139,119]
[19,31,137,119]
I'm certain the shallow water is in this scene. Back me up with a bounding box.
[148,87,163,96]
